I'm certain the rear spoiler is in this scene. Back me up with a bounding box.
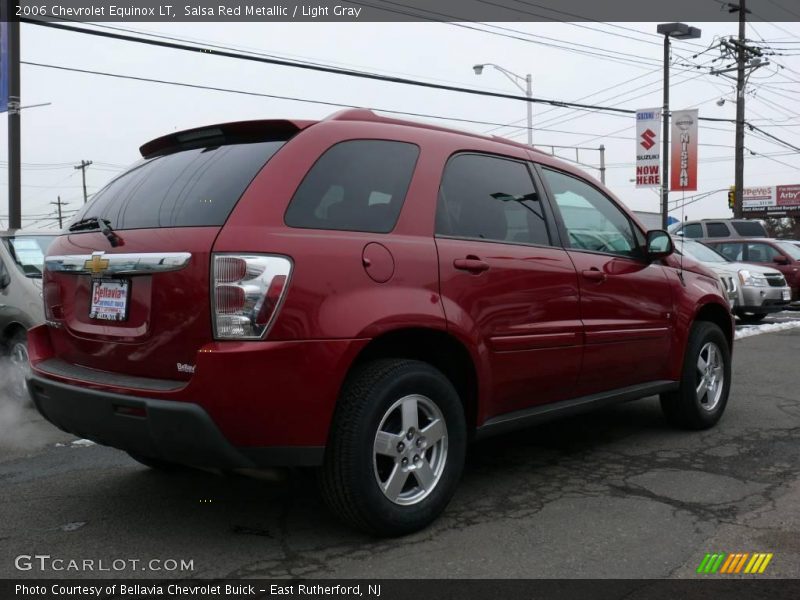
[139,119,316,159]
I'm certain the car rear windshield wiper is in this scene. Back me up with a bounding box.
[68,217,123,248]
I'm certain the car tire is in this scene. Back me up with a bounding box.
[5,331,31,404]
[126,452,181,471]
[738,312,766,324]
[320,359,466,536]
[660,321,731,430]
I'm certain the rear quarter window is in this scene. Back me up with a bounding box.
[284,140,420,233]
[74,141,286,230]
[732,220,767,236]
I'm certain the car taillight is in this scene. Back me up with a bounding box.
[212,254,292,340]
[44,281,64,321]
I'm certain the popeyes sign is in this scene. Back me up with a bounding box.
[743,184,800,215]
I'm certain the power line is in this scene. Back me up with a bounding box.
[21,19,661,114]
[345,1,668,69]
[24,20,750,129]
[22,60,639,133]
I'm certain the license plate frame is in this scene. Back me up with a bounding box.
[89,278,131,322]
[782,289,791,301]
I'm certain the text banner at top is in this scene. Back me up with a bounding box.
[8,0,800,22]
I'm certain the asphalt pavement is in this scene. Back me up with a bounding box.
[2,316,800,579]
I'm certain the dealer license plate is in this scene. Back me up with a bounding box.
[783,289,791,301]
[89,279,130,321]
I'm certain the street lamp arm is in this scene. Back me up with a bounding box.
[484,63,527,93]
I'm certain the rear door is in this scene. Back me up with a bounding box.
[43,133,290,381]
[539,167,675,396]
[435,152,582,419]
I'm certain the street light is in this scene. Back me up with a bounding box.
[656,23,702,229]
[473,63,533,146]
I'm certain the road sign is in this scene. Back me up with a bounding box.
[635,108,661,188]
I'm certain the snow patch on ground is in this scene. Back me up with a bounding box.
[736,320,800,340]
[71,439,96,447]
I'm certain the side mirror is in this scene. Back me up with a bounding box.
[646,230,674,260]
[773,255,790,265]
[0,265,9,290]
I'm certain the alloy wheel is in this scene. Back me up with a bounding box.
[373,394,448,506]
[696,341,724,411]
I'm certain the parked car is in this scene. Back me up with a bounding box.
[0,230,57,401]
[778,239,800,250]
[673,237,790,322]
[28,109,733,536]
[705,238,800,305]
[669,218,767,240]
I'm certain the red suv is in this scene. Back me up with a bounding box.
[28,110,733,535]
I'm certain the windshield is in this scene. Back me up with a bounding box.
[677,239,729,263]
[776,241,800,260]
[2,235,55,278]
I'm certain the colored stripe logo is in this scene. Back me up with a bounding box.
[697,552,773,574]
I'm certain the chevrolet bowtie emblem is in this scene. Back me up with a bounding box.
[84,252,110,276]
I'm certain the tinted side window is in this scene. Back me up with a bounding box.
[681,223,703,238]
[436,154,551,246]
[715,242,744,261]
[732,221,767,236]
[705,222,730,238]
[542,168,640,258]
[77,141,285,230]
[285,140,419,233]
[746,243,780,262]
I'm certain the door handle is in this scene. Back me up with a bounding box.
[582,268,606,282]
[454,257,490,274]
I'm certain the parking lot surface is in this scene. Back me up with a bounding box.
[2,316,800,579]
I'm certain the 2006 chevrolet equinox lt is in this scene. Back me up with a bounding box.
[28,109,734,536]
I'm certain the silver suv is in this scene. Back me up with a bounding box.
[674,237,790,323]
[0,230,57,400]
[669,219,767,240]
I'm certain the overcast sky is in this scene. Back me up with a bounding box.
[2,19,800,229]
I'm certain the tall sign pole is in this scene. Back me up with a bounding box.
[7,18,20,229]
[661,34,670,230]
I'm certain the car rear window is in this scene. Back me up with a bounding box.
[72,141,285,230]
[732,220,767,236]
[284,140,419,233]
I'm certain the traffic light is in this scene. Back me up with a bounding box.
[728,186,735,210]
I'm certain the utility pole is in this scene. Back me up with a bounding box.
[711,3,764,218]
[734,0,748,219]
[7,18,21,230]
[599,144,606,185]
[50,196,67,229]
[74,160,93,204]
[661,34,670,230]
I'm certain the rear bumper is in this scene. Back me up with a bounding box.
[26,324,371,465]
[28,374,324,467]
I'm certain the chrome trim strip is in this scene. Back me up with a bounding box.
[46,252,192,276]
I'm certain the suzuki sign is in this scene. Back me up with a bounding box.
[635,108,661,188]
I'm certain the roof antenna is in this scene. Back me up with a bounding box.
[678,189,686,286]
